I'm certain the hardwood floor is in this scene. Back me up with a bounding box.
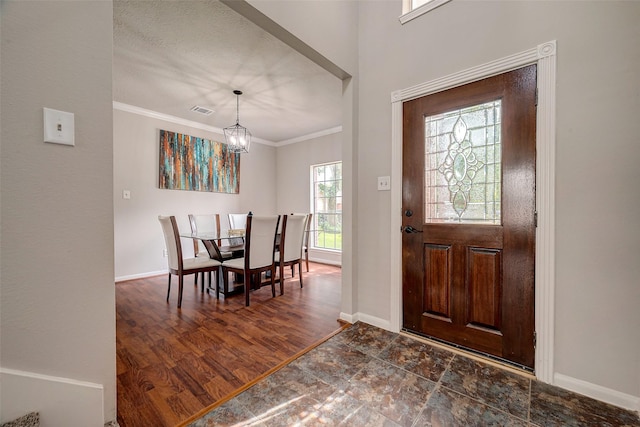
[116,262,343,427]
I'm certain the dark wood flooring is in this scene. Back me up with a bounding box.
[116,262,343,427]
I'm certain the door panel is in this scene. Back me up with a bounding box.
[402,65,536,369]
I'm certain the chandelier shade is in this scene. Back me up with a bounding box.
[224,90,251,153]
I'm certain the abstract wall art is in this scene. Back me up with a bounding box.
[159,130,240,193]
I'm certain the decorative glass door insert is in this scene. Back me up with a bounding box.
[425,100,501,224]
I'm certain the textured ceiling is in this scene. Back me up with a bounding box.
[113,0,343,143]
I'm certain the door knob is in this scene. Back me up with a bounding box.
[403,225,423,234]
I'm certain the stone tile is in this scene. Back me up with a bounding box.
[346,358,435,427]
[331,321,398,356]
[188,399,254,426]
[416,385,528,426]
[257,394,328,427]
[440,355,531,419]
[530,381,640,427]
[234,363,336,418]
[377,334,454,382]
[291,340,371,388]
[312,390,402,427]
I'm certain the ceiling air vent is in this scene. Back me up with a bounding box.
[190,105,214,116]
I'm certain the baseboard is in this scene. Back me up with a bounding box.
[339,312,392,332]
[0,368,104,426]
[115,270,166,283]
[554,373,640,413]
[116,257,342,283]
[308,249,341,266]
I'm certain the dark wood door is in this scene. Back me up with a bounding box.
[402,65,537,369]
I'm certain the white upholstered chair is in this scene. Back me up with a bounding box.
[292,213,313,272]
[221,214,280,306]
[276,214,308,294]
[158,215,221,308]
[228,213,247,231]
[188,214,219,257]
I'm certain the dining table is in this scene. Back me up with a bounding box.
[180,230,246,296]
[180,227,304,298]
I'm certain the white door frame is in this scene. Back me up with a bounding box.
[389,41,557,383]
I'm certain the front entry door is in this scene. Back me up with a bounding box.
[402,65,537,369]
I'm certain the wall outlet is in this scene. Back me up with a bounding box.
[163,249,168,258]
[377,176,391,191]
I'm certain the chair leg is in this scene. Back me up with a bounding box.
[244,270,250,307]
[279,263,285,295]
[177,275,184,308]
[166,274,172,302]
[298,262,304,288]
[270,267,276,297]
[214,267,222,299]
[222,269,229,300]
[291,265,295,278]
[305,252,309,272]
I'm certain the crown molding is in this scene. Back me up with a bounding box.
[113,102,342,148]
[112,102,276,146]
[277,126,343,146]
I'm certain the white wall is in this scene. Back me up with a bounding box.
[247,0,360,323]
[0,1,116,425]
[356,0,640,409]
[276,131,342,265]
[114,108,277,280]
[253,0,640,411]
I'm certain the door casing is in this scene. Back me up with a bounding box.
[389,41,557,382]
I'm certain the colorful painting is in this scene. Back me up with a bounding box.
[159,130,240,193]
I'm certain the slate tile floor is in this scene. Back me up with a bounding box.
[189,322,640,427]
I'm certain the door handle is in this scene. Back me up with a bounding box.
[403,225,423,234]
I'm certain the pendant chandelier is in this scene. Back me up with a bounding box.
[223,90,251,154]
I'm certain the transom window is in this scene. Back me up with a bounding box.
[311,162,342,251]
[400,0,453,24]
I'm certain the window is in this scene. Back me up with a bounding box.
[311,162,342,251]
[400,0,452,24]
[425,100,501,224]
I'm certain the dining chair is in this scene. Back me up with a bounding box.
[276,214,308,295]
[292,212,313,272]
[188,213,221,289]
[221,214,280,306]
[158,215,221,308]
[303,213,312,272]
[228,213,248,230]
[188,214,221,257]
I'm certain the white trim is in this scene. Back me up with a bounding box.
[113,101,343,148]
[115,270,167,283]
[0,368,104,389]
[399,0,453,25]
[1,368,105,426]
[340,312,391,331]
[534,40,557,385]
[277,126,342,146]
[113,101,276,146]
[390,41,557,383]
[389,98,403,334]
[308,248,342,267]
[554,373,640,413]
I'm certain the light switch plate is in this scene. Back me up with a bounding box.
[44,107,75,146]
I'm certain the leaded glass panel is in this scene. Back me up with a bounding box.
[425,100,501,224]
